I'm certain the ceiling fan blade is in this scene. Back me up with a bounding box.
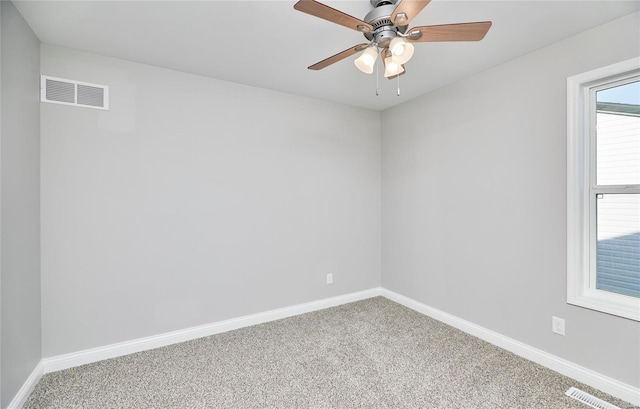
[294,0,373,33]
[391,0,432,27]
[407,22,492,42]
[308,43,369,70]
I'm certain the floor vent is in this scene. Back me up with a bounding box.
[41,75,109,110]
[565,387,621,409]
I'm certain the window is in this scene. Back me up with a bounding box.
[567,58,640,321]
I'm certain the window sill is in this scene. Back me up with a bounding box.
[568,288,640,322]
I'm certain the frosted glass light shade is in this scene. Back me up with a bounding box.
[384,55,405,77]
[354,46,378,74]
[388,37,414,65]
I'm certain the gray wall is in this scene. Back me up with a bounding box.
[0,1,42,407]
[381,11,640,388]
[40,45,381,357]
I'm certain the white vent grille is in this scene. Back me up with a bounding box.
[45,79,75,103]
[565,387,621,409]
[41,75,109,110]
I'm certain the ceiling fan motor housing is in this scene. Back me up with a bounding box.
[363,2,406,48]
[369,0,397,8]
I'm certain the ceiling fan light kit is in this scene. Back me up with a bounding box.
[294,0,492,90]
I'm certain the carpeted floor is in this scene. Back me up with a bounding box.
[25,297,636,408]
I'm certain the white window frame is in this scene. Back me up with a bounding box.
[567,57,640,322]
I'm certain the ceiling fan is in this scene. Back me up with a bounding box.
[293,0,492,79]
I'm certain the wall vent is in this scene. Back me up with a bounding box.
[565,387,621,409]
[41,75,109,110]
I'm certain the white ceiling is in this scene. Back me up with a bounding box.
[14,0,640,111]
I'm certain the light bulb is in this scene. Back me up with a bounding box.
[388,37,414,65]
[384,54,405,78]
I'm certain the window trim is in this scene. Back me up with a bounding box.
[567,57,640,322]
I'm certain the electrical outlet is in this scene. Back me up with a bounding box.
[552,316,565,336]
[326,273,333,285]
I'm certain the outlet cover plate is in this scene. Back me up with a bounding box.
[552,316,565,335]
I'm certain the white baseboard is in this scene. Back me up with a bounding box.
[42,287,383,374]
[18,287,638,407]
[7,361,43,409]
[381,288,640,406]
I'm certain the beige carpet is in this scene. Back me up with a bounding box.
[25,297,636,408]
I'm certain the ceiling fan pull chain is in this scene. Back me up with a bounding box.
[397,74,400,96]
[376,59,380,96]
